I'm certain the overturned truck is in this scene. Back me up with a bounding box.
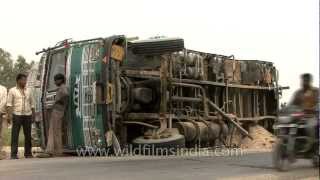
[36,36,281,153]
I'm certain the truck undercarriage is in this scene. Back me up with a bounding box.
[36,36,280,154]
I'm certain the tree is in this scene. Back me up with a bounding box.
[0,48,14,87]
[13,55,32,75]
[0,48,34,88]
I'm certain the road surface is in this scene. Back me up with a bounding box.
[0,152,318,180]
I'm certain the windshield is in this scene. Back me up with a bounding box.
[47,51,66,92]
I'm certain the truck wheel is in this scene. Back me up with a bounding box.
[129,38,184,55]
[132,134,185,155]
[273,140,290,171]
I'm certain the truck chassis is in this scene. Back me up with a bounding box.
[36,36,280,153]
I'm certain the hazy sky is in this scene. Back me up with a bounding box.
[0,0,318,102]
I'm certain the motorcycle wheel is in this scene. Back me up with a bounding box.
[311,147,319,168]
[273,140,290,171]
[312,155,319,167]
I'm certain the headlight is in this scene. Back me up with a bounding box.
[289,127,297,135]
[278,116,292,123]
[279,128,288,135]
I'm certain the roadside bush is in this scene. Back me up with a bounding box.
[2,128,25,147]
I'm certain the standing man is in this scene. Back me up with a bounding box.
[43,73,68,157]
[290,73,319,140]
[291,73,319,114]
[7,73,35,159]
[0,84,7,160]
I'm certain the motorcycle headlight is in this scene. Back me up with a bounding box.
[279,128,288,135]
[278,116,292,124]
[289,127,297,135]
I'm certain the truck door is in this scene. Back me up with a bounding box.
[42,49,68,147]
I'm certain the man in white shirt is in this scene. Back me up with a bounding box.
[7,73,35,159]
[0,84,7,160]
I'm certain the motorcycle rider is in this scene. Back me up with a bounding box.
[290,73,319,140]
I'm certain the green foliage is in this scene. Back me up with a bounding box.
[2,128,25,147]
[0,48,34,88]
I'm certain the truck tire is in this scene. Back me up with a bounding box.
[132,134,185,155]
[129,38,184,55]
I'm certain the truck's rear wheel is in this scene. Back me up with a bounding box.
[129,38,184,55]
[132,134,185,155]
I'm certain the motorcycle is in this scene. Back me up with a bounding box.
[273,105,319,171]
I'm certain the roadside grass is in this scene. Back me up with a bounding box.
[2,128,25,147]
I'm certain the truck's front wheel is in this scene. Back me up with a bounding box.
[132,134,185,155]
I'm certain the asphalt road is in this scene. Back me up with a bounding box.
[0,152,318,180]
